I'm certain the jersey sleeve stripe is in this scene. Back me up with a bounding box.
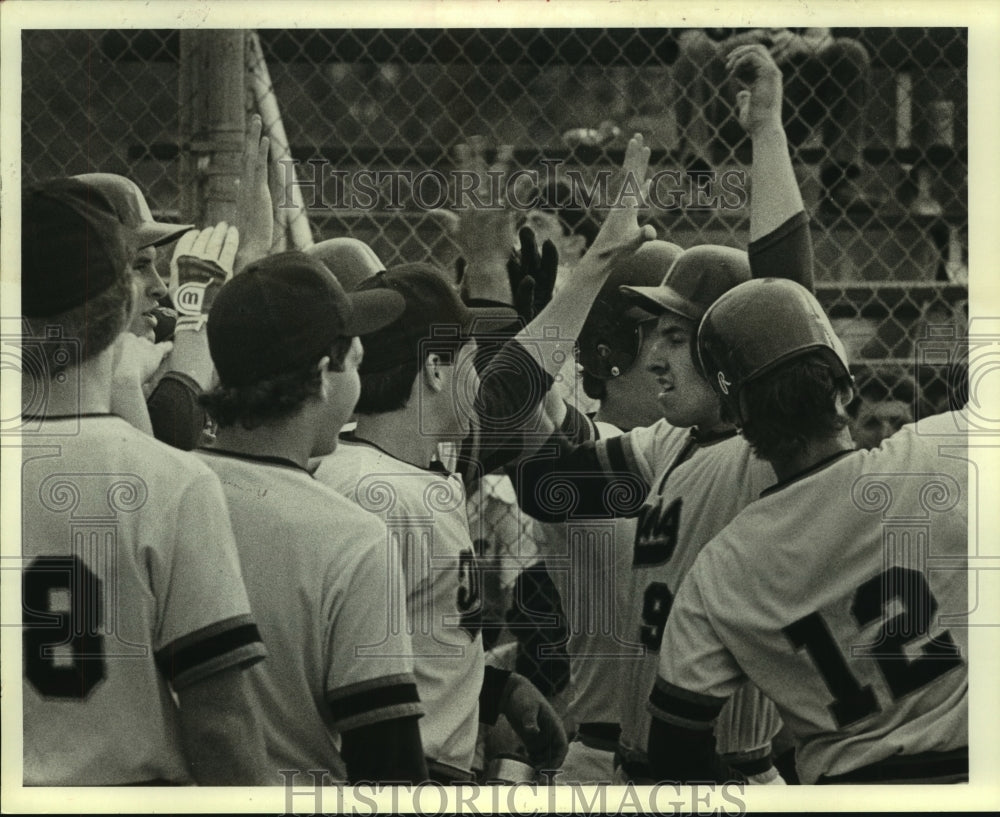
[647,677,728,730]
[327,676,423,732]
[155,616,266,690]
[598,435,630,475]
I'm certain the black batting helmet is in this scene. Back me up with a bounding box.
[577,240,683,381]
[620,244,751,322]
[696,278,852,423]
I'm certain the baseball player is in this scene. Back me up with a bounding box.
[532,239,682,784]
[648,278,968,784]
[76,114,273,450]
[513,45,813,783]
[314,134,657,781]
[20,179,269,785]
[197,251,431,783]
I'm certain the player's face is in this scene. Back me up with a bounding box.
[646,312,722,430]
[853,398,913,450]
[607,318,674,427]
[127,246,166,342]
[441,338,480,440]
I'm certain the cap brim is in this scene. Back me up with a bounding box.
[620,285,703,322]
[135,222,195,249]
[343,289,407,336]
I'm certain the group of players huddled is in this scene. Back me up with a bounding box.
[21,45,967,787]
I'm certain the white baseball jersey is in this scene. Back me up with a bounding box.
[617,430,782,769]
[315,437,485,774]
[533,422,643,737]
[651,413,968,783]
[21,415,265,785]
[197,449,423,780]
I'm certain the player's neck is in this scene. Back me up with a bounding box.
[29,353,114,417]
[211,418,316,470]
[770,428,855,483]
[595,392,661,431]
[353,410,440,469]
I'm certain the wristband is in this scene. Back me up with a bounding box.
[174,315,208,333]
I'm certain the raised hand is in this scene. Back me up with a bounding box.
[234,113,272,274]
[453,137,518,304]
[506,226,560,323]
[169,223,240,324]
[583,133,656,270]
[727,44,784,137]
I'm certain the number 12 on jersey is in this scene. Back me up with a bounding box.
[783,566,964,728]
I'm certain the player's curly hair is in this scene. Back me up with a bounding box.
[24,274,134,375]
[739,351,854,463]
[201,336,354,429]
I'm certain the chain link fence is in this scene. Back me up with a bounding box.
[22,27,969,698]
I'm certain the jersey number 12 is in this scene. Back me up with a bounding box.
[783,566,963,728]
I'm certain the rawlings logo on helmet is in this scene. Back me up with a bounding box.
[717,371,732,395]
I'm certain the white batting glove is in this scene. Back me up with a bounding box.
[169,223,240,329]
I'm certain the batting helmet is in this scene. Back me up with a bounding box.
[72,173,194,249]
[696,278,852,422]
[577,240,683,380]
[620,244,751,322]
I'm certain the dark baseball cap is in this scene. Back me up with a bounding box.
[304,237,385,292]
[353,263,517,374]
[22,178,132,317]
[620,244,751,322]
[72,173,194,249]
[207,251,406,387]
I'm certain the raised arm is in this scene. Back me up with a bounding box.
[728,44,814,292]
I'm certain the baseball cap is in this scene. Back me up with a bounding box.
[72,173,194,248]
[353,263,517,374]
[620,244,751,322]
[207,251,406,387]
[305,237,385,292]
[22,178,132,317]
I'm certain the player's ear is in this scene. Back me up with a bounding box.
[316,355,332,400]
[834,381,856,415]
[422,352,445,394]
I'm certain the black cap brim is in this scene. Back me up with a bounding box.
[343,289,407,336]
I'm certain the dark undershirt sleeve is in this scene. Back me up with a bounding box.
[510,431,649,523]
[748,210,814,293]
[146,371,208,451]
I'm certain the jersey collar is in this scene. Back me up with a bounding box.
[760,448,856,498]
[198,446,314,476]
[339,430,453,476]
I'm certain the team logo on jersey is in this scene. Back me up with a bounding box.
[717,371,732,395]
[632,498,681,566]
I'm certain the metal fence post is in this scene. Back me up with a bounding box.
[179,30,246,227]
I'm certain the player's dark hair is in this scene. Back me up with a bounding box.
[23,274,134,375]
[201,336,354,429]
[739,351,853,463]
[354,338,465,416]
[354,358,421,415]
